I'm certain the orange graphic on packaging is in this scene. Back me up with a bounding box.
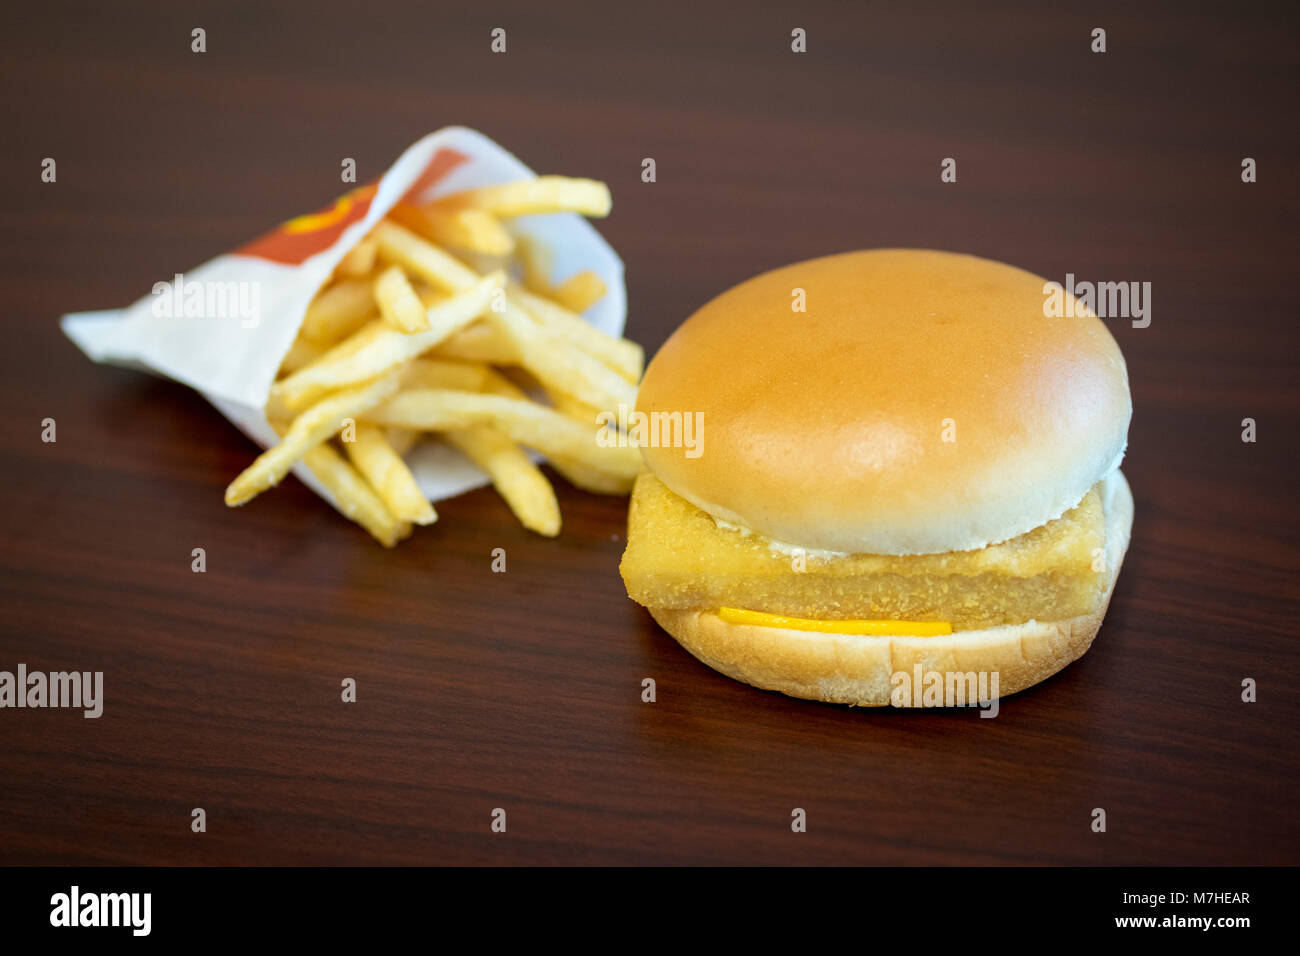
[236,147,471,266]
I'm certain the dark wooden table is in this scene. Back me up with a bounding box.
[2,1,1296,866]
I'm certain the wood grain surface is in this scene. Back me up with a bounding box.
[1,0,1297,865]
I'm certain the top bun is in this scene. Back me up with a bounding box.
[636,249,1131,555]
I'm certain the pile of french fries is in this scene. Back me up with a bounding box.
[224,176,644,546]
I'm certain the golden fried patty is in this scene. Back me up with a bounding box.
[619,472,1112,631]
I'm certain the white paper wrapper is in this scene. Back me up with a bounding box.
[62,127,625,507]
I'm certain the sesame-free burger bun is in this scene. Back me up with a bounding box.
[636,249,1132,555]
[649,470,1133,706]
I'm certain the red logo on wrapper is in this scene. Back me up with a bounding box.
[236,148,471,265]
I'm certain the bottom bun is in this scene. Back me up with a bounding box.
[648,470,1134,707]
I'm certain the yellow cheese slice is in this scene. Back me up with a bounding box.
[717,606,952,636]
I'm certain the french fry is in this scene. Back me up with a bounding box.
[226,370,404,506]
[457,370,634,495]
[362,388,641,480]
[302,444,412,547]
[376,222,632,400]
[546,455,636,495]
[343,424,436,525]
[299,279,376,343]
[263,390,296,424]
[545,385,607,428]
[505,375,634,495]
[492,301,638,411]
[514,236,605,311]
[480,367,529,401]
[390,204,514,256]
[385,427,419,457]
[434,320,519,365]
[508,283,642,383]
[373,265,430,334]
[266,421,410,548]
[273,321,390,412]
[372,220,481,292]
[403,357,491,392]
[443,427,560,536]
[372,222,631,408]
[516,236,555,296]
[272,272,503,407]
[278,336,324,376]
[435,176,612,218]
[390,369,579,520]
[335,236,378,278]
[550,270,607,313]
[456,250,512,280]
